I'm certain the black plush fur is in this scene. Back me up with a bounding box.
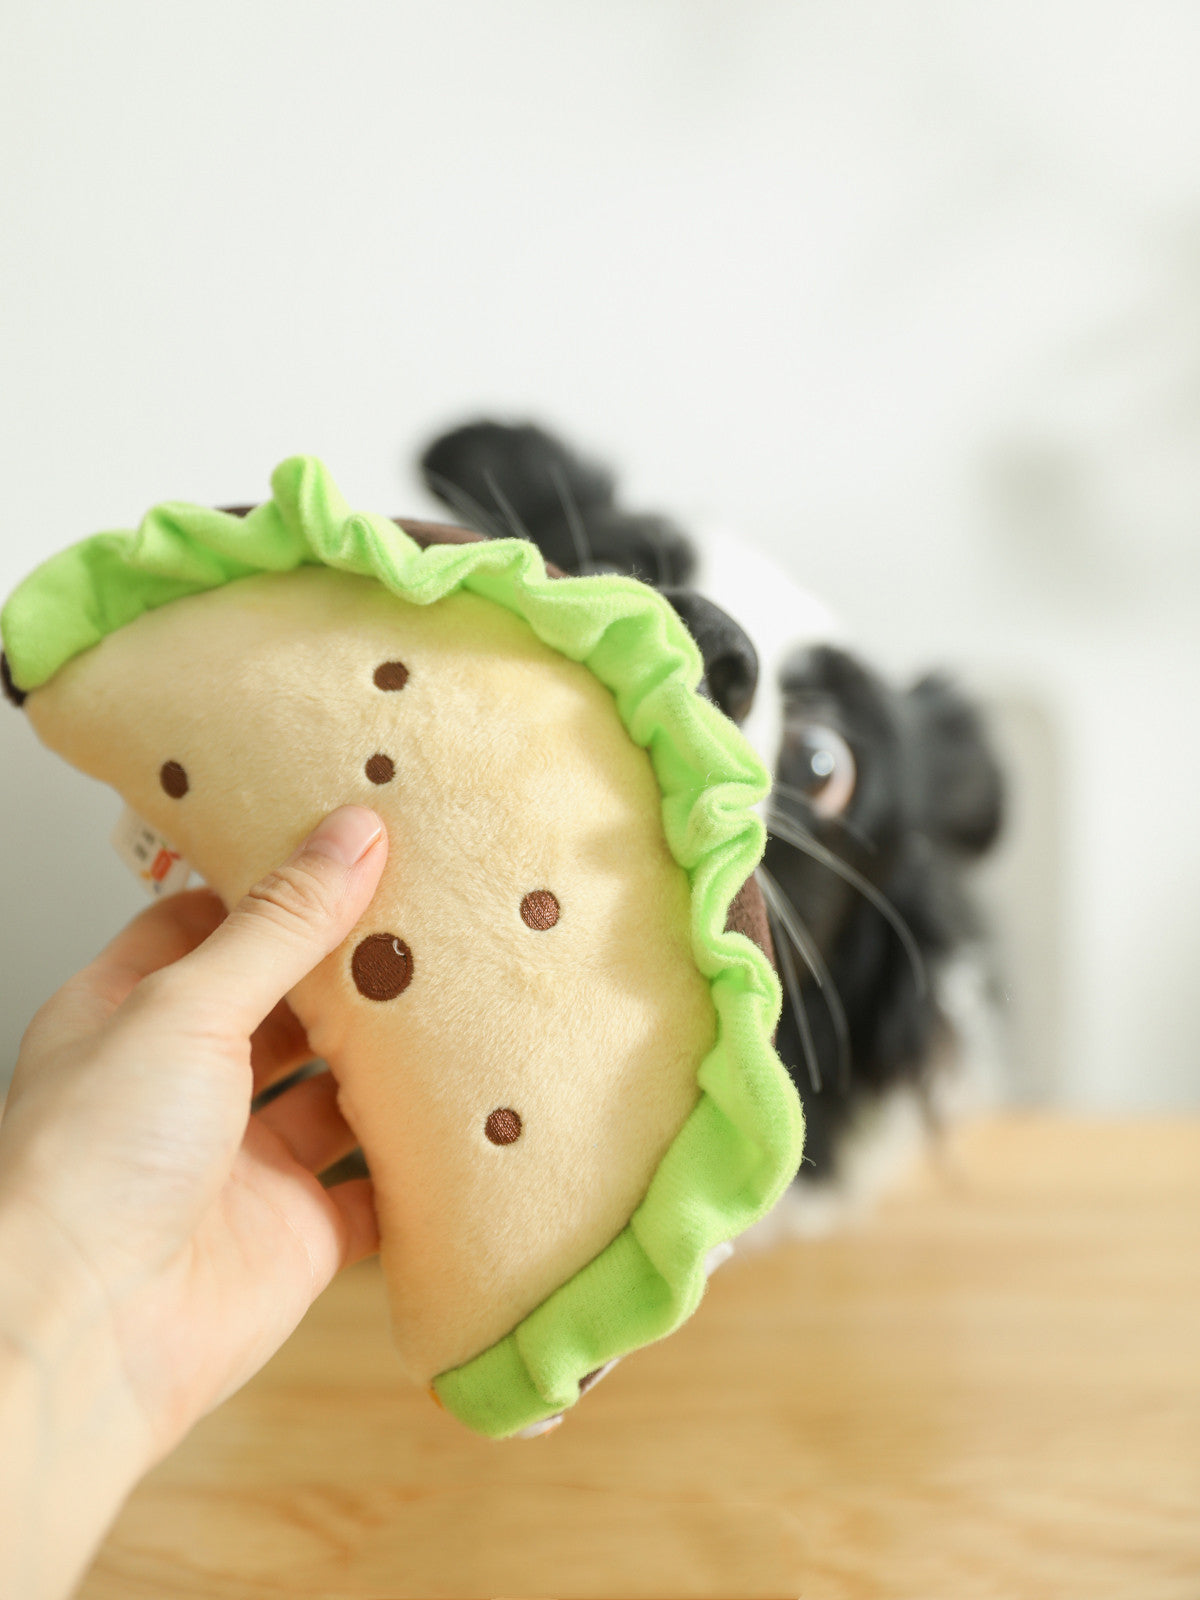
[420,419,1005,1186]
[422,421,697,588]
[1,651,27,708]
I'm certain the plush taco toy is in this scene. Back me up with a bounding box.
[0,457,803,1438]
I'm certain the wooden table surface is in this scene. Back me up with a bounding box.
[80,1116,1200,1600]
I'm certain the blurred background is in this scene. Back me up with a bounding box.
[2,0,1197,1109]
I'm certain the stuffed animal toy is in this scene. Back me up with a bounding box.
[0,457,803,1439]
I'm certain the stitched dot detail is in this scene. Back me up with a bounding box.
[365,753,395,785]
[352,934,412,1000]
[485,1108,523,1145]
[520,891,560,930]
[373,661,409,691]
[160,760,189,798]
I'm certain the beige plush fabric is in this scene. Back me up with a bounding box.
[25,566,714,1381]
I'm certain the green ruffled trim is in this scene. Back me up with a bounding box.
[1,457,804,1438]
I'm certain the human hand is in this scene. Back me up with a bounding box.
[0,805,387,1597]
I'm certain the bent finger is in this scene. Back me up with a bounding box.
[46,888,228,1038]
[88,887,226,986]
[254,1071,359,1174]
[325,1177,380,1269]
[250,998,316,1095]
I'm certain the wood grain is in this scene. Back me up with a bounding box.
[79,1116,1200,1599]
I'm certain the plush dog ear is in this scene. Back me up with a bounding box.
[420,419,696,585]
[907,673,1004,856]
[421,419,614,541]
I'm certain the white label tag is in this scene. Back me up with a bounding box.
[111,805,193,897]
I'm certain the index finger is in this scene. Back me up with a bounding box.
[77,887,228,1009]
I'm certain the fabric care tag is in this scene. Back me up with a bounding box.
[111,805,193,897]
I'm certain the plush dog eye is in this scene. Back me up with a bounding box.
[786,724,856,817]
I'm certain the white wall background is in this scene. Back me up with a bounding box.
[2,0,1198,1106]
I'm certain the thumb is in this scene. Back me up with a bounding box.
[164,806,388,1035]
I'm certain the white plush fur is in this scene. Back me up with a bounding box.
[692,528,845,779]
[26,567,715,1382]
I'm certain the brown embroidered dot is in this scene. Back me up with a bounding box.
[485,1108,523,1146]
[365,753,395,785]
[373,660,409,692]
[351,933,413,1001]
[159,760,189,798]
[520,890,560,930]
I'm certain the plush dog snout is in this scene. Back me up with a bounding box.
[661,588,759,726]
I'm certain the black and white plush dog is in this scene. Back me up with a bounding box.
[420,421,1004,1224]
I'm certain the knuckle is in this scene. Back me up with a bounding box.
[108,965,198,1037]
[18,997,57,1052]
[244,858,339,934]
[128,965,186,1012]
